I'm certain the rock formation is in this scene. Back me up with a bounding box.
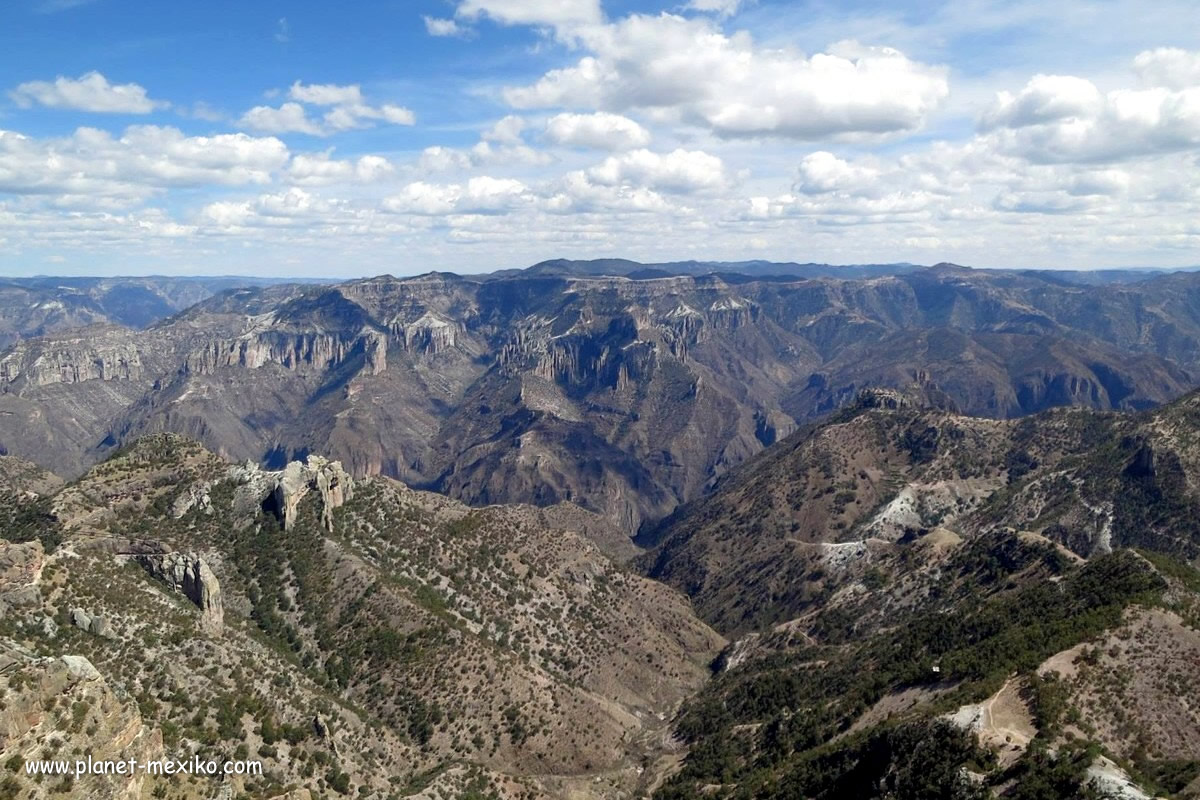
[0,327,145,387]
[134,553,224,634]
[270,455,354,531]
[0,539,44,611]
[69,606,115,638]
[0,645,164,800]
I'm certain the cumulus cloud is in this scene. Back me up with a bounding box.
[454,0,602,27]
[1134,47,1200,89]
[417,141,552,172]
[384,177,533,215]
[981,75,1103,130]
[545,112,650,150]
[199,188,351,230]
[9,71,167,113]
[793,151,881,195]
[982,75,1200,163]
[0,125,289,206]
[975,52,1200,165]
[417,118,552,172]
[483,115,527,144]
[504,15,948,140]
[286,152,395,185]
[586,148,728,193]
[546,171,672,213]
[240,102,325,136]
[239,81,415,136]
[288,82,364,106]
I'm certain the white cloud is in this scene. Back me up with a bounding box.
[424,16,467,37]
[685,0,746,17]
[792,151,881,195]
[455,0,602,27]
[504,15,948,140]
[288,81,364,106]
[981,75,1104,130]
[0,125,289,206]
[9,71,167,114]
[286,152,395,185]
[384,177,533,215]
[545,112,650,150]
[199,188,350,230]
[421,141,555,172]
[417,123,553,172]
[587,148,728,193]
[975,52,1200,165]
[238,82,415,136]
[982,76,1200,163]
[546,171,672,213]
[239,102,324,135]
[417,146,474,172]
[1133,47,1200,89]
[483,115,527,144]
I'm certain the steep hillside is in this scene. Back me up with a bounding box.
[639,390,1200,799]
[0,434,722,799]
[654,542,1200,800]
[642,387,1200,634]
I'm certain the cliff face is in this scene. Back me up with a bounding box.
[0,276,316,353]
[0,327,145,387]
[3,269,1200,532]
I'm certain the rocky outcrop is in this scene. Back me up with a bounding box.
[0,540,43,611]
[0,646,164,800]
[393,311,459,355]
[184,331,361,376]
[70,607,116,638]
[270,455,354,531]
[134,553,224,634]
[169,481,213,518]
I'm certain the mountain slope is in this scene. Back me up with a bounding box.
[643,386,1200,635]
[0,434,722,799]
[639,389,1200,799]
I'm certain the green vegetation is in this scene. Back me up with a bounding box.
[659,552,1166,799]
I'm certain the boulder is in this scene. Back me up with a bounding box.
[69,607,114,638]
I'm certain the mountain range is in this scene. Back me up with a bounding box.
[3,262,1200,533]
[4,260,1200,799]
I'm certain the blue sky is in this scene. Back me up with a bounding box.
[1,0,1199,276]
